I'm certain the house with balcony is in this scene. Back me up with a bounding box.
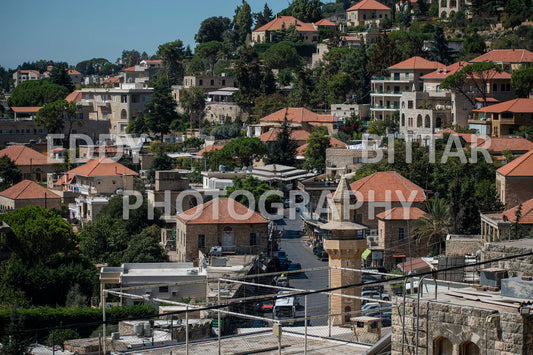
[439,0,471,18]
[67,69,82,86]
[252,15,319,44]
[251,107,339,136]
[346,0,392,27]
[79,83,153,137]
[470,49,533,73]
[175,198,269,263]
[371,56,443,121]
[470,98,533,137]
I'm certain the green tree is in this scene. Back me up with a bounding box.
[254,3,274,29]
[287,68,316,107]
[234,0,253,46]
[281,0,323,22]
[121,49,141,67]
[441,62,503,107]
[462,33,486,58]
[195,41,227,75]
[126,111,148,135]
[156,40,185,86]
[180,86,207,128]
[263,41,302,70]
[50,63,74,92]
[511,67,533,98]
[7,79,69,107]
[225,176,282,212]
[367,34,401,77]
[303,127,331,171]
[413,198,451,255]
[0,308,32,354]
[428,26,451,65]
[0,156,22,191]
[122,225,168,263]
[36,99,81,147]
[0,206,75,265]
[144,76,179,141]
[253,93,288,118]
[195,16,232,43]
[265,119,298,166]
[148,153,175,181]
[47,329,80,347]
[221,136,267,167]
[234,46,263,111]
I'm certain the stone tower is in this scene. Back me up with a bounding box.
[321,176,368,325]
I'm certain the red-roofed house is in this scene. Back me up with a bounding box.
[0,180,61,211]
[10,106,42,120]
[175,198,269,262]
[67,69,82,85]
[375,207,429,269]
[480,198,533,242]
[0,145,60,182]
[296,137,347,157]
[496,150,533,208]
[256,107,339,136]
[470,49,533,73]
[347,0,391,27]
[140,59,164,69]
[470,98,533,137]
[55,157,138,196]
[259,128,311,146]
[12,70,41,87]
[65,90,82,103]
[348,171,426,231]
[314,19,337,29]
[371,56,443,122]
[252,16,319,44]
[197,144,225,156]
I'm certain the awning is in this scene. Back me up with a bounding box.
[393,253,407,258]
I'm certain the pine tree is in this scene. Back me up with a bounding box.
[265,119,298,166]
[428,26,451,65]
[144,77,178,141]
[234,0,253,46]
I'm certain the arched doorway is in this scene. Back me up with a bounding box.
[434,337,453,355]
[460,341,480,355]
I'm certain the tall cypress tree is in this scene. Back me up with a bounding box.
[428,26,451,65]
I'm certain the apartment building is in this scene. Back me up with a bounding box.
[346,0,392,27]
[12,70,41,87]
[470,49,533,73]
[79,83,153,136]
[470,98,533,137]
[371,56,442,121]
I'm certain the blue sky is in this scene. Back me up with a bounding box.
[0,0,335,69]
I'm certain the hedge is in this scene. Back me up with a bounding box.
[0,304,157,339]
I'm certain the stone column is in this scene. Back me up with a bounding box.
[324,239,367,326]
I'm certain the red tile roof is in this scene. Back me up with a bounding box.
[397,258,431,273]
[435,128,485,146]
[103,76,121,84]
[142,60,163,63]
[254,16,318,33]
[67,69,81,75]
[10,107,42,113]
[497,150,533,176]
[500,198,533,224]
[66,157,138,177]
[0,145,57,165]
[0,180,60,200]
[475,97,499,103]
[421,61,468,80]
[197,144,224,155]
[487,138,533,153]
[388,56,443,70]
[473,98,533,114]
[470,49,533,64]
[296,137,346,156]
[18,70,40,75]
[65,90,82,103]
[348,0,391,11]
[376,207,427,220]
[315,19,336,26]
[349,171,426,202]
[341,36,361,41]
[177,198,268,224]
[260,108,336,124]
[258,129,310,143]
[122,66,136,72]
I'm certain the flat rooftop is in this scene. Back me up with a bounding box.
[485,238,533,250]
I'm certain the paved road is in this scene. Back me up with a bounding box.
[275,211,329,325]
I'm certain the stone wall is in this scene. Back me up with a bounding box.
[497,174,533,209]
[481,241,533,277]
[446,237,484,256]
[391,299,533,355]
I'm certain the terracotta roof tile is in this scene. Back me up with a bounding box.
[497,150,533,176]
[122,66,136,72]
[255,16,318,33]
[473,98,533,114]
[65,90,82,103]
[10,107,42,113]
[388,56,443,70]
[66,157,138,177]
[18,70,40,75]
[0,145,58,165]
[177,198,268,224]
[315,19,336,26]
[258,129,310,143]
[296,137,346,156]
[0,180,60,200]
[486,138,533,153]
[421,61,468,80]
[470,49,533,64]
[376,207,427,220]
[349,171,426,202]
[397,257,431,272]
[198,145,224,155]
[500,198,533,224]
[68,69,81,75]
[260,108,336,124]
[347,0,391,11]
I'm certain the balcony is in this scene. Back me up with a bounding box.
[96,101,110,107]
[370,105,400,111]
[370,90,402,96]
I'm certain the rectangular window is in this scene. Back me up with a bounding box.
[398,228,405,240]
[199,79,203,86]
[493,83,498,92]
[210,80,214,86]
[250,233,258,246]
[159,286,169,293]
[121,95,127,103]
[198,234,205,249]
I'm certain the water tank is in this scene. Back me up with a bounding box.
[143,322,151,337]
[133,323,144,337]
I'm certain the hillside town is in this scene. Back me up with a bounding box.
[1,0,533,354]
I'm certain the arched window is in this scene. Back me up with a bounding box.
[425,115,431,128]
[417,114,423,127]
[121,109,127,120]
[401,114,406,126]
[460,341,480,355]
[434,337,453,355]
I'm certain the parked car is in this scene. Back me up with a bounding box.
[317,251,329,261]
[362,290,390,304]
[274,275,290,287]
[365,310,392,326]
[257,300,274,313]
[287,263,302,274]
[361,302,382,312]
[362,285,385,293]
[362,273,383,283]
[312,246,323,255]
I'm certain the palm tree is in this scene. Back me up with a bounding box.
[413,198,451,255]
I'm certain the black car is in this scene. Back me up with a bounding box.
[312,246,324,255]
[317,251,329,261]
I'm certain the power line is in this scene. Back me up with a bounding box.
[2,250,532,336]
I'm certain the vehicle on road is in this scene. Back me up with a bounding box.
[257,300,274,313]
[273,296,296,326]
[362,290,390,303]
[287,263,302,275]
[274,275,290,288]
[362,285,385,293]
[312,246,324,255]
[317,251,329,261]
[361,302,382,312]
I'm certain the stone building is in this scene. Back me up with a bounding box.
[0,179,61,211]
[495,150,533,208]
[375,207,429,270]
[471,99,533,137]
[321,177,368,325]
[480,198,533,242]
[481,238,533,277]
[175,198,269,263]
[470,49,533,74]
[391,285,533,355]
[325,143,379,177]
[0,145,61,182]
[346,0,391,27]
[439,0,471,19]
[251,107,338,137]
[252,15,319,44]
